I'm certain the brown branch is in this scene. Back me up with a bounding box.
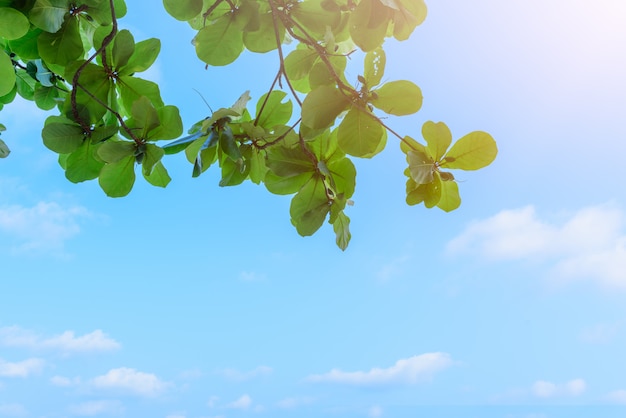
[70,0,118,133]
[268,0,302,107]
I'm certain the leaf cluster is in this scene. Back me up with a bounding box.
[0,0,498,249]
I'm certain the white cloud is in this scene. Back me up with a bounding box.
[605,389,626,404]
[239,271,266,282]
[531,379,586,398]
[0,201,91,255]
[207,396,219,408]
[0,403,27,417]
[579,322,621,344]
[376,255,410,282]
[219,366,272,381]
[91,368,168,397]
[50,375,81,387]
[306,353,452,386]
[0,358,44,378]
[448,205,626,288]
[0,326,120,354]
[69,400,124,416]
[368,405,384,417]
[227,394,252,410]
[276,396,314,409]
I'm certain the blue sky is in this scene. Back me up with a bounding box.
[1,0,626,417]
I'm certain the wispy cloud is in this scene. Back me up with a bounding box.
[306,353,453,386]
[368,405,384,417]
[0,201,91,256]
[68,400,124,416]
[605,389,626,404]
[376,255,410,282]
[276,396,314,409]
[239,271,266,282]
[531,378,586,398]
[579,321,622,344]
[227,394,252,410]
[448,205,626,288]
[91,368,168,397]
[0,403,27,417]
[50,375,81,387]
[219,365,272,381]
[0,358,44,378]
[0,326,120,354]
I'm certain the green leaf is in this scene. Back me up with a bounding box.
[0,51,16,97]
[407,149,434,184]
[264,171,312,195]
[291,0,341,37]
[442,131,498,170]
[99,155,135,197]
[255,91,292,129]
[0,7,30,40]
[218,127,241,162]
[38,16,84,66]
[15,69,36,101]
[34,85,60,110]
[118,38,160,75]
[337,107,386,158]
[243,12,283,53]
[162,0,203,21]
[422,121,452,161]
[117,76,164,113]
[162,131,203,155]
[143,160,171,187]
[112,29,135,69]
[147,106,182,141]
[264,142,315,194]
[284,48,318,81]
[301,85,349,130]
[141,143,164,176]
[130,96,160,138]
[331,210,351,251]
[290,175,331,236]
[8,29,43,60]
[265,143,315,177]
[0,139,9,158]
[364,48,385,88]
[65,140,104,183]
[29,0,69,33]
[90,125,119,143]
[436,178,461,212]
[194,13,244,66]
[327,157,356,199]
[406,180,426,206]
[392,0,427,41]
[42,122,85,153]
[424,172,442,208]
[219,156,249,187]
[97,140,135,163]
[349,0,391,52]
[242,145,267,184]
[371,80,422,116]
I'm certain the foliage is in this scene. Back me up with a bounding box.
[0,0,497,250]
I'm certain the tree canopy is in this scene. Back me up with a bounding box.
[0,0,497,249]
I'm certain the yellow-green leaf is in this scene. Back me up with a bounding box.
[337,107,385,158]
[301,86,350,130]
[422,121,451,161]
[371,80,422,116]
[443,131,497,170]
[0,51,16,97]
[437,178,460,212]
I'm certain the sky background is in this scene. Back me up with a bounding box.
[1,0,626,417]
